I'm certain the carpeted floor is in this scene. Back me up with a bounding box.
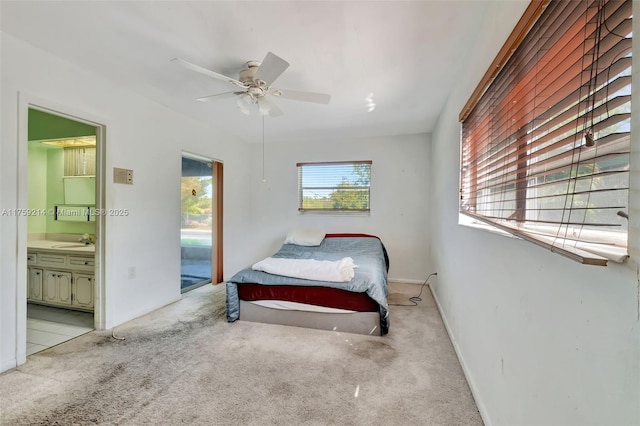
[0,282,482,425]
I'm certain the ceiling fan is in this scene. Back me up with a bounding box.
[172,52,331,116]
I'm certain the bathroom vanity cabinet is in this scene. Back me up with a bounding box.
[27,243,95,311]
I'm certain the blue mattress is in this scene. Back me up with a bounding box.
[226,234,390,334]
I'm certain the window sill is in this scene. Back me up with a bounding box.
[458,212,628,266]
[458,213,517,239]
[298,210,371,217]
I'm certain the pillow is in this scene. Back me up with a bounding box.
[284,229,326,246]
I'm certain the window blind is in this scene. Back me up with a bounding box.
[460,0,631,266]
[297,161,371,212]
[64,147,96,176]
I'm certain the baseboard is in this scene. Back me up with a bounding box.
[1,358,17,374]
[428,283,492,426]
[387,278,425,285]
[105,295,182,330]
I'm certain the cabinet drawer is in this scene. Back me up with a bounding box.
[38,254,67,267]
[27,252,37,265]
[68,256,95,269]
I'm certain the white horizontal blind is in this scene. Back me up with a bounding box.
[460,0,631,265]
[64,147,96,176]
[629,0,640,267]
[297,161,371,212]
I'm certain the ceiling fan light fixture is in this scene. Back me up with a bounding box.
[258,97,273,115]
[237,94,252,115]
[237,102,251,115]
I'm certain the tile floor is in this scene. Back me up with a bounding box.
[27,304,94,355]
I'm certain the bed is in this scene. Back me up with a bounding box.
[226,233,389,336]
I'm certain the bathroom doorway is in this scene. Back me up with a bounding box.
[180,153,223,292]
[25,107,100,354]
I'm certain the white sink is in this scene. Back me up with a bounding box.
[50,243,91,248]
[27,240,95,252]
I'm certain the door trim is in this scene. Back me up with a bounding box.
[16,92,107,365]
[213,161,223,283]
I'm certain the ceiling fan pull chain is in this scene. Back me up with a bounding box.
[262,114,267,183]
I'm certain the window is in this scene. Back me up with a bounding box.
[297,161,372,212]
[460,0,631,266]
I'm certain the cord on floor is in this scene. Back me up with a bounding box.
[389,272,437,307]
[111,328,126,340]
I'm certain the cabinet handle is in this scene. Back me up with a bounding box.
[84,262,88,265]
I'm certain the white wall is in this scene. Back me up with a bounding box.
[429,2,640,425]
[246,133,431,282]
[0,32,252,372]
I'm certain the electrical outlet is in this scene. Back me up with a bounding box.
[128,266,136,279]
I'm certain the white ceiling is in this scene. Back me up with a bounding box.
[1,1,492,143]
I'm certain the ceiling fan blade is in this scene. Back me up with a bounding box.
[196,92,243,102]
[258,96,283,117]
[271,88,331,104]
[253,52,290,86]
[171,58,247,88]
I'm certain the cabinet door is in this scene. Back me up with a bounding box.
[72,273,94,308]
[57,272,72,305]
[28,267,43,301]
[43,270,72,305]
[43,271,59,303]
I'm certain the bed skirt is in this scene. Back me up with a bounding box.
[239,300,382,336]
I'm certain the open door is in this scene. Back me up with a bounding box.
[180,154,223,292]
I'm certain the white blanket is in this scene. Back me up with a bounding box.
[251,257,356,282]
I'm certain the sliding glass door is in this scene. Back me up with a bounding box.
[180,154,215,292]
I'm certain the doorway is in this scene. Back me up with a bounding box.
[25,107,101,354]
[180,153,223,292]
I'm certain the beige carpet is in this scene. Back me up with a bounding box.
[0,282,482,425]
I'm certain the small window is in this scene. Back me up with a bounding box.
[297,161,371,212]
